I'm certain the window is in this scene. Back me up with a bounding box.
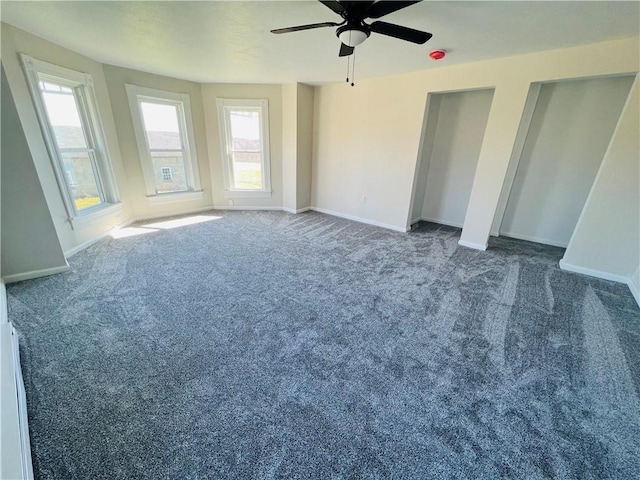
[126,85,201,199]
[21,55,120,219]
[216,99,271,198]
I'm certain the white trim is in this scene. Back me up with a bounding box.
[20,54,119,219]
[559,259,630,284]
[126,84,201,196]
[2,264,71,284]
[499,231,567,248]
[309,207,408,233]
[146,190,204,206]
[0,281,7,323]
[216,98,272,197]
[628,277,640,308]
[69,202,123,230]
[1,323,35,480]
[282,207,312,214]
[458,239,488,251]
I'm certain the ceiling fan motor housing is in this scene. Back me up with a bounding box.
[337,24,370,47]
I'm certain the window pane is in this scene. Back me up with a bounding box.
[229,111,260,152]
[151,152,188,193]
[140,102,182,150]
[40,83,88,149]
[61,152,103,211]
[232,152,263,190]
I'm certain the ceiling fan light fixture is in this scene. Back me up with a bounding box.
[338,28,369,47]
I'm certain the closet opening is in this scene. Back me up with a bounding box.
[493,75,634,248]
[409,88,495,231]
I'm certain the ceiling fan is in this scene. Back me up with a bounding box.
[271,1,432,57]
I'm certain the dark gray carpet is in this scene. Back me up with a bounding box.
[7,210,640,479]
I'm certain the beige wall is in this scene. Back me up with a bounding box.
[312,37,640,243]
[296,83,314,210]
[282,83,297,211]
[561,77,639,281]
[282,82,314,213]
[202,83,283,209]
[103,64,212,219]
[1,23,134,254]
[1,66,68,279]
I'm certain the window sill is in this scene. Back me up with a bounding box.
[146,190,204,206]
[69,203,123,230]
[224,190,272,199]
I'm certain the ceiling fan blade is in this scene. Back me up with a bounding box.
[319,0,346,15]
[339,43,354,57]
[369,21,432,44]
[366,1,422,19]
[271,22,340,34]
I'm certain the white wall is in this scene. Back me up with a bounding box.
[202,84,283,209]
[103,64,213,219]
[1,66,68,280]
[1,23,134,255]
[420,89,494,228]
[500,76,634,247]
[311,36,639,243]
[561,77,639,285]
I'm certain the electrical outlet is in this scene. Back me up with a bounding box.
[360,195,367,204]
[227,199,234,206]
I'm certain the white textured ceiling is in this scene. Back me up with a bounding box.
[1,1,639,85]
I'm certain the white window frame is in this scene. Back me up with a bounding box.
[126,84,202,200]
[216,98,272,198]
[21,54,121,224]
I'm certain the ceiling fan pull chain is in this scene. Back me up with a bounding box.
[346,54,350,83]
[351,50,356,87]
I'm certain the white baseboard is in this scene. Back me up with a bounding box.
[458,239,488,251]
[66,232,113,258]
[2,263,71,284]
[628,278,640,307]
[0,280,7,324]
[310,207,408,233]
[558,259,629,284]
[560,259,639,307]
[499,231,567,248]
[282,207,312,214]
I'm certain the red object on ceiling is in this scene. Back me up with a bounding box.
[429,50,446,60]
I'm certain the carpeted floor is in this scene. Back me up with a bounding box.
[7,210,640,479]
